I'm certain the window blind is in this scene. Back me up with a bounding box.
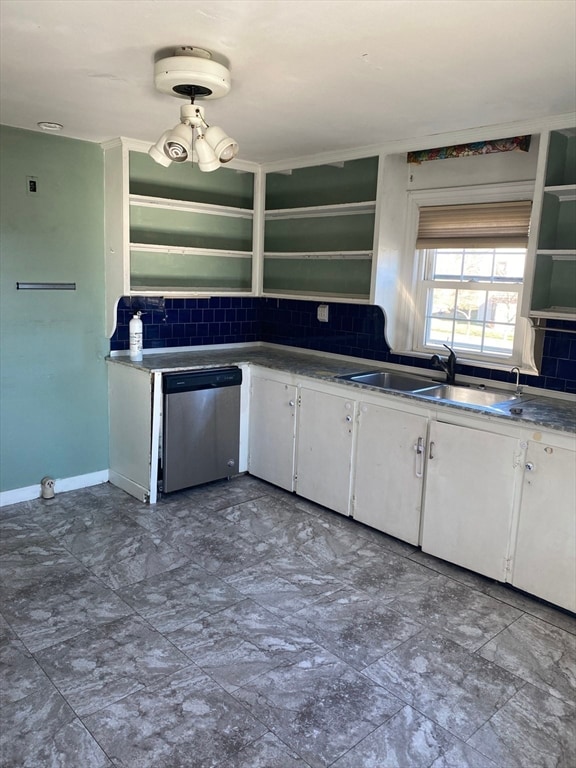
[416,200,532,249]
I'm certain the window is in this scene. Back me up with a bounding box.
[403,185,538,373]
[420,246,525,358]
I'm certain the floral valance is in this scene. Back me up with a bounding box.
[407,135,531,164]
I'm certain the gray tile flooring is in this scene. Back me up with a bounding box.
[1,475,575,767]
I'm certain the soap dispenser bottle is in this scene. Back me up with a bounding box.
[129,311,143,362]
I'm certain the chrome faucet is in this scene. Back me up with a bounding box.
[511,366,522,395]
[431,344,457,385]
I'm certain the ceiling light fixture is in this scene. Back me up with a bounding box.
[149,46,238,172]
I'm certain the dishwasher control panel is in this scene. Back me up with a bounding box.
[163,367,242,394]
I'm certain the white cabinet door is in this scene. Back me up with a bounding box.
[295,387,355,515]
[248,375,297,491]
[512,442,576,612]
[353,402,428,545]
[421,420,520,581]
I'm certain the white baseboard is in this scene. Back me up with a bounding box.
[0,470,110,508]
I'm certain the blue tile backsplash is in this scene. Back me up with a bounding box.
[111,296,576,394]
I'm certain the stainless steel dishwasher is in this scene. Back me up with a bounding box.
[161,367,242,494]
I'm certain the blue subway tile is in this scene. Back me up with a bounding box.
[110,295,575,394]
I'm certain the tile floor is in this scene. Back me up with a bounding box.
[1,475,575,768]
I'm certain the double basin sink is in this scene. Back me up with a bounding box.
[338,370,528,411]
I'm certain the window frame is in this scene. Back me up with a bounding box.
[400,182,539,374]
[414,246,526,360]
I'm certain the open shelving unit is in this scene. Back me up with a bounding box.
[103,138,258,336]
[262,157,379,301]
[127,151,255,294]
[526,127,576,320]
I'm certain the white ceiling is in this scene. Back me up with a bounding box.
[1,0,575,164]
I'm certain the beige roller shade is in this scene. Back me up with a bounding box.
[416,200,532,249]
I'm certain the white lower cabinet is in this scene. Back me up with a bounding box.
[352,401,428,545]
[295,386,356,515]
[248,373,297,491]
[512,441,576,612]
[110,358,574,612]
[421,420,521,582]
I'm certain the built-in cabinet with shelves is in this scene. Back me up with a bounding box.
[524,127,576,320]
[103,138,259,337]
[262,157,379,301]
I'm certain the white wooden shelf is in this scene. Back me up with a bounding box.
[130,285,252,294]
[129,194,253,219]
[130,243,252,258]
[263,250,373,260]
[264,201,376,220]
[530,307,576,319]
[536,250,576,260]
[261,288,371,300]
[543,185,576,202]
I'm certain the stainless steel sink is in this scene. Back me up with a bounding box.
[339,371,437,392]
[413,383,524,408]
[339,370,529,411]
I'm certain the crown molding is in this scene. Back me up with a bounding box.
[261,112,576,172]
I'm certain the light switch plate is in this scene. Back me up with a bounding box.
[317,304,329,322]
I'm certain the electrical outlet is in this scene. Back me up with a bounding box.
[317,304,329,322]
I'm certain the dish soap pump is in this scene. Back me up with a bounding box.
[129,311,143,362]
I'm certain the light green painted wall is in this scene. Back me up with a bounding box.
[0,126,109,492]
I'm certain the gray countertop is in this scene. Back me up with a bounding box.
[108,345,576,435]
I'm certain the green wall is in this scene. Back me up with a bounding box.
[0,126,109,493]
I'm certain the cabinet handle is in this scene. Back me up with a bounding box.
[525,462,534,471]
[345,415,352,422]
[429,441,435,459]
[288,400,295,407]
[414,436,424,478]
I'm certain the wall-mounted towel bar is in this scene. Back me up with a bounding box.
[17,282,76,290]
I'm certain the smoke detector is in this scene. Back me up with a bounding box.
[154,46,232,100]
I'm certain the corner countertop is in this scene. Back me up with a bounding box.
[107,345,576,436]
